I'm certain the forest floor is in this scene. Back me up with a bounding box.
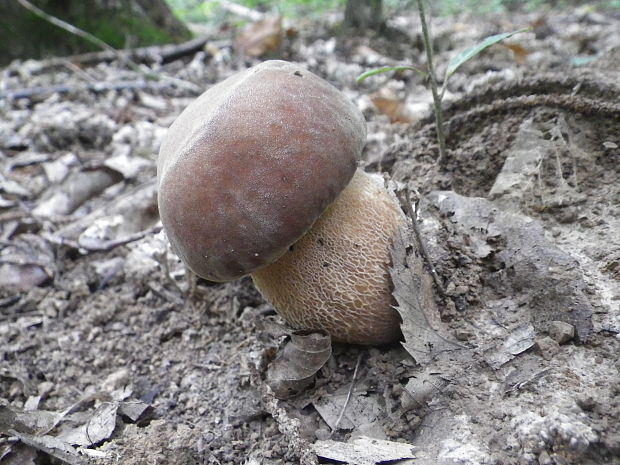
[0,5,619,465]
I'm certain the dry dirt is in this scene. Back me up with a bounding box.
[0,6,619,465]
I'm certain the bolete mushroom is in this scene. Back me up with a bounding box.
[157,60,404,345]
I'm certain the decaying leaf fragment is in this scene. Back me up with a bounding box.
[0,442,37,465]
[5,430,80,465]
[0,394,153,464]
[483,324,536,369]
[267,330,331,399]
[56,403,118,446]
[235,15,282,57]
[389,212,463,365]
[0,234,55,291]
[500,41,530,64]
[313,386,383,434]
[313,436,416,465]
[370,87,415,124]
[403,366,450,408]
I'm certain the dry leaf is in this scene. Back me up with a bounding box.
[314,436,416,465]
[267,330,331,399]
[56,180,158,242]
[6,431,79,465]
[403,366,450,408]
[389,216,463,365]
[0,394,150,464]
[0,172,30,198]
[313,388,384,434]
[483,324,536,369]
[235,15,282,57]
[0,442,38,465]
[500,42,530,64]
[42,152,78,184]
[370,88,414,124]
[0,234,55,291]
[56,403,118,446]
[118,401,153,424]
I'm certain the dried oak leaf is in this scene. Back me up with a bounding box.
[267,330,331,399]
[0,234,55,291]
[500,42,530,64]
[390,216,463,365]
[370,87,416,124]
[235,15,282,57]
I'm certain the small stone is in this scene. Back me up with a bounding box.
[445,281,456,296]
[538,450,553,465]
[548,321,575,344]
[455,285,468,295]
[455,328,473,341]
[535,336,560,360]
[576,394,597,411]
[38,381,54,398]
[102,368,130,392]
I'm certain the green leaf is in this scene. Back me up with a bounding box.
[445,28,530,81]
[356,65,426,83]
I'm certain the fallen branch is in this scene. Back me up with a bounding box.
[42,225,162,254]
[23,36,211,75]
[0,79,198,101]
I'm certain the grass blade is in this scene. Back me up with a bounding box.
[356,65,426,83]
[445,28,530,81]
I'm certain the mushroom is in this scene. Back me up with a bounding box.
[157,60,404,345]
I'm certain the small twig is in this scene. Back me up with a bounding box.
[416,0,447,164]
[397,189,447,299]
[331,353,362,435]
[148,282,185,306]
[61,59,98,83]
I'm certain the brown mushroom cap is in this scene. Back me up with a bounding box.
[157,60,366,282]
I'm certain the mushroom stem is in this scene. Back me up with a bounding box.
[251,169,404,345]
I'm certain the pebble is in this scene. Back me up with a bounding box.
[535,336,560,360]
[548,321,575,344]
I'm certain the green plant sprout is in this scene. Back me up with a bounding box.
[358,0,528,164]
